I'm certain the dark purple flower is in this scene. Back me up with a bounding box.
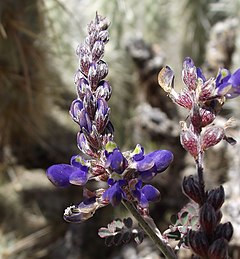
[135,150,173,181]
[70,99,84,123]
[132,144,144,161]
[196,67,206,82]
[47,162,89,187]
[79,108,92,133]
[105,148,127,174]
[103,179,127,206]
[64,197,98,223]
[216,68,240,98]
[131,180,160,208]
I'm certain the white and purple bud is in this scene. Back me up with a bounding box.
[76,77,90,99]
[175,91,193,109]
[92,40,105,61]
[77,132,97,157]
[83,89,96,120]
[180,122,199,158]
[79,108,92,133]
[95,98,110,133]
[182,57,197,91]
[201,126,225,151]
[95,80,112,101]
[69,99,83,123]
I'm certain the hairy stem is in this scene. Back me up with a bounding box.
[122,201,177,259]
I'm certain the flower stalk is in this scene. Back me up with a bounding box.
[122,201,177,259]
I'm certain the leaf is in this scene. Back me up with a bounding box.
[98,227,113,238]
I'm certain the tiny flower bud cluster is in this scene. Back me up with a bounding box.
[46,14,174,223]
[183,177,233,258]
[158,57,238,159]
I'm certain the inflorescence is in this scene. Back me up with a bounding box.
[47,14,173,223]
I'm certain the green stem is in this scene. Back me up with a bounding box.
[122,201,177,259]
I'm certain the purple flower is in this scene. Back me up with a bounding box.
[131,144,144,161]
[103,179,127,206]
[216,68,240,98]
[47,158,89,187]
[135,150,173,181]
[63,197,100,223]
[105,148,128,174]
[131,180,160,208]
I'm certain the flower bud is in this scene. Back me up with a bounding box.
[180,122,199,158]
[88,62,99,90]
[182,57,197,90]
[182,175,203,204]
[207,186,225,210]
[77,132,96,157]
[199,203,217,235]
[95,98,110,133]
[175,91,193,109]
[70,99,83,123]
[76,77,90,99]
[199,78,215,101]
[199,107,215,127]
[79,51,91,76]
[98,30,109,43]
[188,230,209,257]
[95,80,112,101]
[79,109,92,133]
[215,222,233,241]
[207,238,228,259]
[190,104,202,129]
[201,126,225,151]
[92,40,105,61]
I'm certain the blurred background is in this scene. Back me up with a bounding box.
[0,0,240,258]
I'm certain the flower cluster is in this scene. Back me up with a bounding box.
[158,57,238,159]
[159,58,238,257]
[46,14,173,223]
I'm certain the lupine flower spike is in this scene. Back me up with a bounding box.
[47,14,173,231]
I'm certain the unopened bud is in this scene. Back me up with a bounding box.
[188,230,209,257]
[175,91,193,109]
[180,122,199,158]
[201,126,225,151]
[215,222,233,241]
[158,66,175,93]
[92,40,105,61]
[182,176,203,204]
[207,238,228,259]
[200,203,217,235]
[199,107,215,127]
[207,186,225,210]
[190,104,202,129]
[182,57,197,90]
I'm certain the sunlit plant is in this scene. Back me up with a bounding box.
[47,14,239,258]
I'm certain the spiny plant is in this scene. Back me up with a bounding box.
[47,14,240,258]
